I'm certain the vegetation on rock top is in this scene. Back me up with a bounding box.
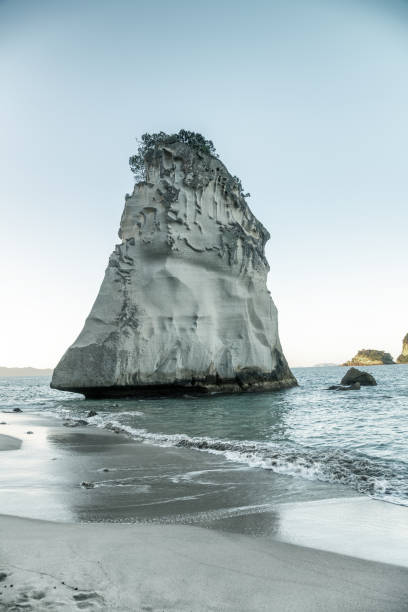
[129,130,250,198]
[129,130,217,182]
[343,349,395,366]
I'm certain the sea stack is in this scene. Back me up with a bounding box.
[397,334,408,364]
[343,349,395,366]
[51,131,297,398]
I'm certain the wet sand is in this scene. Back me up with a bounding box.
[0,433,21,451]
[0,412,353,525]
[1,412,408,610]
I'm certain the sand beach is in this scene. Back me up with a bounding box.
[1,412,408,611]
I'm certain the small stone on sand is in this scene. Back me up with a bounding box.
[80,481,95,489]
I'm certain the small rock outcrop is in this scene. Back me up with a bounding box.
[341,367,377,386]
[51,131,297,398]
[343,349,394,366]
[328,382,361,391]
[63,419,88,428]
[397,334,408,364]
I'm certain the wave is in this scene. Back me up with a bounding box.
[93,416,408,507]
[28,404,408,507]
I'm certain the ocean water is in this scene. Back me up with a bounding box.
[1,365,408,507]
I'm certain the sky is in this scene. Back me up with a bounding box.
[1,0,407,368]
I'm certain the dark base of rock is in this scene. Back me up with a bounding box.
[327,382,360,391]
[52,376,298,399]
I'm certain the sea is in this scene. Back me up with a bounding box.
[1,365,408,512]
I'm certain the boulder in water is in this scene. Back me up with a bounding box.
[341,367,377,386]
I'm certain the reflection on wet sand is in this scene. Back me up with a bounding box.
[1,412,340,534]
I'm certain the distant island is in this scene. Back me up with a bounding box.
[397,333,408,364]
[342,350,395,366]
[0,367,53,377]
[314,363,339,367]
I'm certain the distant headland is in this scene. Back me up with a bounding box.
[343,350,395,366]
[0,367,53,377]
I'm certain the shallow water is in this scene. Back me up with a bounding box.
[1,365,408,506]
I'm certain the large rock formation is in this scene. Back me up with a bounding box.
[51,133,297,398]
[342,349,394,366]
[397,334,408,364]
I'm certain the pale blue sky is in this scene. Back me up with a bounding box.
[1,0,407,367]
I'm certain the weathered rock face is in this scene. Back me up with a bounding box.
[342,349,394,366]
[51,140,296,398]
[397,334,408,364]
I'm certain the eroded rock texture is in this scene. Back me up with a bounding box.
[51,140,296,397]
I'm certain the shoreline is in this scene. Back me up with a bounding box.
[1,409,408,609]
[0,411,355,524]
[1,412,408,556]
